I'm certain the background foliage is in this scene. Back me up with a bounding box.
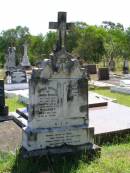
[0,21,130,66]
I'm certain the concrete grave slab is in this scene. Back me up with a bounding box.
[5,83,28,91]
[0,120,22,152]
[5,89,28,98]
[89,80,114,88]
[120,80,130,86]
[111,86,130,94]
[1,92,130,152]
[15,92,130,137]
[17,91,109,107]
[121,74,130,79]
[89,101,130,135]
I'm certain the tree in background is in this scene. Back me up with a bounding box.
[66,22,87,52]
[0,22,130,67]
[42,31,57,57]
[102,22,129,67]
[73,25,106,63]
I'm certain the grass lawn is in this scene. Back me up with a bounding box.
[1,142,130,173]
[91,87,130,107]
[5,97,25,112]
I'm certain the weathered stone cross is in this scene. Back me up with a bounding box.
[49,12,74,51]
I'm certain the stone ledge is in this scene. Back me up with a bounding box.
[0,114,13,122]
[20,143,101,158]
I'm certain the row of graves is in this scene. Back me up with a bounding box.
[83,56,130,94]
[1,12,130,158]
[4,43,31,91]
[83,57,129,81]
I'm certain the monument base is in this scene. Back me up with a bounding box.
[21,66,32,71]
[21,143,100,158]
[0,105,8,116]
[22,126,94,152]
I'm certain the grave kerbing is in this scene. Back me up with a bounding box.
[22,12,95,156]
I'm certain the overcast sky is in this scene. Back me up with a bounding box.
[0,0,130,35]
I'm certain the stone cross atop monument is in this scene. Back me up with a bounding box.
[49,12,74,51]
[21,43,31,69]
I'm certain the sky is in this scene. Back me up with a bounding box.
[0,0,130,35]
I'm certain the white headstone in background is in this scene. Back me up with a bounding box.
[11,69,27,84]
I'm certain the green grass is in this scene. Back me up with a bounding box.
[91,87,130,107]
[74,143,130,173]
[5,97,25,112]
[1,142,130,173]
[0,152,15,173]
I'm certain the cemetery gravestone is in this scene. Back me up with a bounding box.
[21,43,31,69]
[5,47,16,72]
[11,70,27,84]
[123,58,129,74]
[0,80,8,116]
[109,58,115,71]
[98,67,109,80]
[86,64,97,74]
[22,12,94,155]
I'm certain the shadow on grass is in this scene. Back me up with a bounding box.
[11,149,100,173]
[95,130,130,147]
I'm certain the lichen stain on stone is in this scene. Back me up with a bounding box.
[80,105,87,112]
[28,131,37,141]
[67,82,74,102]
[78,78,88,96]
[28,104,35,121]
